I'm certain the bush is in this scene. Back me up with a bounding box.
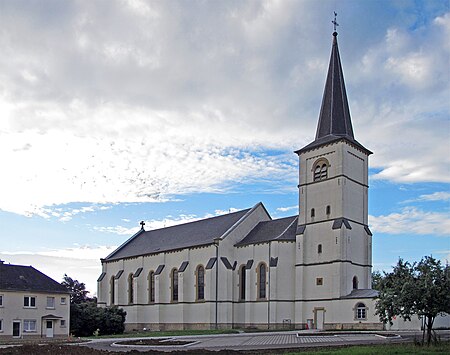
[70,300,126,337]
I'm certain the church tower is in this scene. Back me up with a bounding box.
[294,29,373,303]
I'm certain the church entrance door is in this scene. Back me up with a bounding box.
[315,308,325,330]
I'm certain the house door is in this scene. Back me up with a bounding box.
[46,320,54,338]
[315,309,325,330]
[13,321,20,337]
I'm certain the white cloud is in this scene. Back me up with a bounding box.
[94,208,242,235]
[369,207,450,236]
[276,205,298,212]
[0,2,448,216]
[402,191,450,203]
[0,245,116,294]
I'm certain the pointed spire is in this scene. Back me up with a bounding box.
[295,26,372,156]
[315,31,354,140]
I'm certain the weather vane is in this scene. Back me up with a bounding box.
[332,11,339,32]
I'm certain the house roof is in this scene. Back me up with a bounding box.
[0,263,69,294]
[235,216,298,247]
[296,32,371,156]
[342,289,379,299]
[104,205,262,261]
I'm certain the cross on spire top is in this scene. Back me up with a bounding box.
[140,220,145,230]
[332,11,339,34]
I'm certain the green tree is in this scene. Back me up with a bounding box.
[375,256,450,345]
[372,270,384,291]
[61,275,126,336]
[61,274,91,304]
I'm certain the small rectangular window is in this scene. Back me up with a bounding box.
[24,320,37,332]
[46,297,55,309]
[60,320,66,328]
[24,296,36,308]
[316,278,323,286]
[60,297,66,305]
[0,319,3,332]
[0,294,3,306]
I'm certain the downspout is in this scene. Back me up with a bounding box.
[268,241,271,330]
[213,238,220,329]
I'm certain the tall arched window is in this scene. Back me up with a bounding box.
[355,302,367,320]
[110,276,115,305]
[239,265,246,301]
[171,268,178,302]
[353,276,359,290]
[318,244,323,254]
[196,265,205,301]
[257,263,267,299]
[128,274,134,304]
[148,271,155,303]
[311,208,315,218]
[313,159,329,181]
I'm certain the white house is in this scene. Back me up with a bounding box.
[97,30,382,331]
[0,261,70,339]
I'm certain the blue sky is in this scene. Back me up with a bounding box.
[0,0,449,294]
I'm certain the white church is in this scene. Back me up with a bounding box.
[97,30,383,331]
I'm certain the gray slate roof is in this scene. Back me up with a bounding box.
[235,216,298,247]
[0,263,69,294]
[296,33,371,155]
[342,289,379,299]
[105,207,252,261]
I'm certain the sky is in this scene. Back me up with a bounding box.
[0,0,449,295]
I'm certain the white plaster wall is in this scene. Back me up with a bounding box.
[0,290,70,338]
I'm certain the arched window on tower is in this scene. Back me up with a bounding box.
[311,208,315,218]
[110,276,115,305]
[353,276,358,290]
[171,268,179,302]
[148,271,155,303]
[318,244,322,254]
[128,273,134,304]
[313,159,329,181]
[196,265,205,301]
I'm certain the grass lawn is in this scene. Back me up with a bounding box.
[283,341,450,355]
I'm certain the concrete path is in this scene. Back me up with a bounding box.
[81,330,450,353]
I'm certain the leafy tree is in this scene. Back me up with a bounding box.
[61,275,126,336]
[61,274,91,304]
[375,256,450,345]
[372,270,384,291]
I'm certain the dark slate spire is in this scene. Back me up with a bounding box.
[296,30,371,155]
[315,32,354,140]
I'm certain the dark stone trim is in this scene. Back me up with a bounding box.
[220,257,233,270]
[296,259,372,268]
[154,265,165,275]
[364,225,373,236]
[205,257,216,270]
[115,270,124,279]
[245,259,254,269]
[97,272,106,282]
[178,261,189,273]
[269,257,278,267]
[298,173,368,188]
[133,267,143,277]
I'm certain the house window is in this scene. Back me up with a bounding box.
[24,320,37,332]
[60,297,66,305]
[196,265,205,301]
[326,205,331,215]
[355,303,367,320]
[353,276,359,290]
[24,296,36,308]
[316,278,323,286]
[257,263,267,299]
[0,294,3,307]
[46,297,55,309]
[110,276,115,305]
[60,320,66,328]
[311,208,315,218]
[318,244,322,254]
[128,274,134,304]
[171,268,179,302]
[148,271,155,303]
[0,319,3,332]
[313,159,329,181]
[239,265,246,301]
